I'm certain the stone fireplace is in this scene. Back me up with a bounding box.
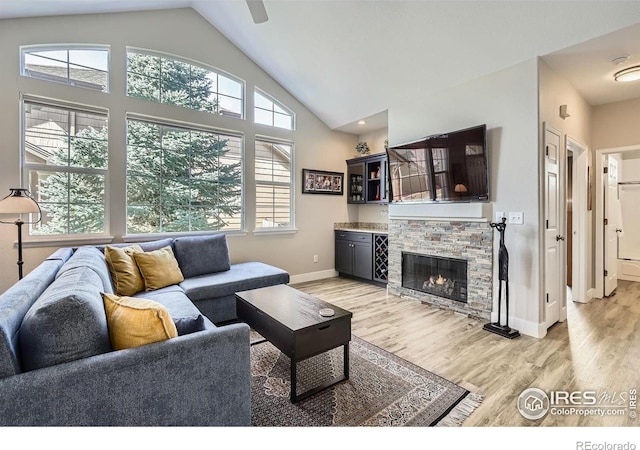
[388,220,493,320]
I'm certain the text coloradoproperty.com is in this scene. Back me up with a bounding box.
[552,407,627,416]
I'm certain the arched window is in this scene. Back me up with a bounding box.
[21,45,109,92]
[127,49,244,119]
[254,89,294,130]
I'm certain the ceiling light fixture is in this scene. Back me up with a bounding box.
[614,65,640,82]
[358,120,366,125]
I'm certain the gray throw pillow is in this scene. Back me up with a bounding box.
[19,266,111,372]
[173,234,231,278]
[173,315,206,336]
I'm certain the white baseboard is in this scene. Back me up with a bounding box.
[289,269,338,284]
[490,312,547,338]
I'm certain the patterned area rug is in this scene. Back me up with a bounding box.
[250,333,482,426]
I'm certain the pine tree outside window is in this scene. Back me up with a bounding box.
[23,99,109,235]
[126,118,243,234]
[127,50,244,119]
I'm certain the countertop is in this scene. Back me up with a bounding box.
[333,222,388,234]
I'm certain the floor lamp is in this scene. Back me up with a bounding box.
[0,188,42,280]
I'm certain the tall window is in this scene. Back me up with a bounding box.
[254,89,294,130]
[23,100,109,235]
[127,50,244,118]
[126,119,243,233]
[21,46,109,92]
[255,139,293,229]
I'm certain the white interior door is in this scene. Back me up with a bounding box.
[604,155,620,296]
[544,126,563,328]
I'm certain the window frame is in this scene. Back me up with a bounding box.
[254,136,295,233]
[20,44,110,92]
[254,88,295,131]
[21,95,110,238]
[126,48,246,120]
[124,114,246,236]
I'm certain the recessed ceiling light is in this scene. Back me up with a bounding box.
[358,120,366,125]
[614,65,640,82]
[611,55,630,66]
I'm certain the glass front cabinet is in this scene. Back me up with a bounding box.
[346,154,388,204]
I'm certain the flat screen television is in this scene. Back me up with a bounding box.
[386,124,488,203]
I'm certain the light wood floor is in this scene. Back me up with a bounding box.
[291,277,640,426]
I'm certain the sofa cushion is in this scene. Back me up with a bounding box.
[95,238,175,254]
[103,293,178,350]
[104,244,144,296]
[0,259,65,379]
[173,234,230,278]
[56,247,114,294]
[132,285,203,320]
[19,266,111,372]
[133,246,184,291]
[179,262,289,301]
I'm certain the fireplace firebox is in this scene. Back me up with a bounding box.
[401,252,467,303]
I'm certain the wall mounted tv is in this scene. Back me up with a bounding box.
[386,124,489,203]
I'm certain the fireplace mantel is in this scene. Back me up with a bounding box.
[388,202,492,222]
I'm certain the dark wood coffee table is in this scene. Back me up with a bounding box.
[235,284,352,403]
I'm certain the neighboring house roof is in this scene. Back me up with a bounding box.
[25,64,106,90]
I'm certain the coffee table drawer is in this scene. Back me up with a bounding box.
[294,317,351,361]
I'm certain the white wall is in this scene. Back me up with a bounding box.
[0,8,358,292]
[592,97,640,150]
[388,59,543,336]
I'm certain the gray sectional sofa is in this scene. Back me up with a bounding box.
[0,234,289,426]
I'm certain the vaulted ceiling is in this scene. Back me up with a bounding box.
[2,1,640,134]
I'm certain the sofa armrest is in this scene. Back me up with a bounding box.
[0,323,250,426]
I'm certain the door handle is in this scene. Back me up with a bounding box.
[556,235,565,241]
[616,228,623,233]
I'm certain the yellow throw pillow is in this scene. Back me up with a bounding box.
[102,293,178,350]
[104,244,145,296]
[132,246,184,291]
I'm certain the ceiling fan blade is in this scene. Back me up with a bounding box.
[246,0,268,24]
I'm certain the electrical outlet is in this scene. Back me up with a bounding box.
[313,255,319,263]
[495,212,505,223]
[509,212,524,225]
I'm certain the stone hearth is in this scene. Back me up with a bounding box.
[387,220,493,320]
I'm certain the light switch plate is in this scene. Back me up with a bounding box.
[509,211,524,225]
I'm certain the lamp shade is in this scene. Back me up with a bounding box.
[0,188,40,214]
[454,184,468,193]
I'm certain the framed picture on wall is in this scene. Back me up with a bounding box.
[302,169,344,195]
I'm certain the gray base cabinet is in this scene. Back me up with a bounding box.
[334,231,373,281]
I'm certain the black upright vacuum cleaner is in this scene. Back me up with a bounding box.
[483,217,521,339]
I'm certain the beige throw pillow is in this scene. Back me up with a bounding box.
[132,246,184,291]
[102,293,178,350]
